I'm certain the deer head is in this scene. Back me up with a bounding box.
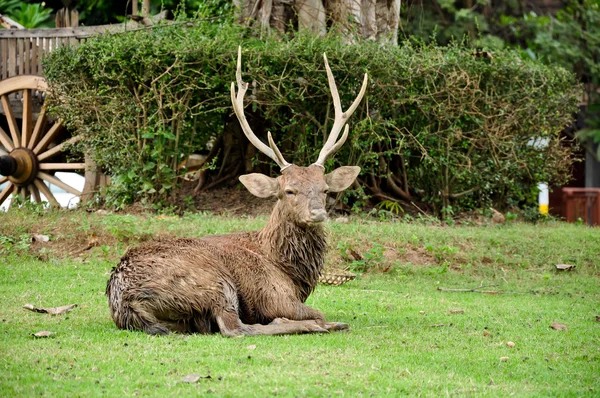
[231,47,368,226]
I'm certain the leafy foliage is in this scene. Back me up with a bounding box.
[44,21,579,213]
[402,0,600,161]
[0,1,53,28]
[0,0,20,15]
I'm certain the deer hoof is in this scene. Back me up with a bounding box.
[324,322,350,332]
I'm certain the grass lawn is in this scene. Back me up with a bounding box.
[0,209,598,397]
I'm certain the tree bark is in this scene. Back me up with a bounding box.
[233,0,400,44]
[297,0,326,35]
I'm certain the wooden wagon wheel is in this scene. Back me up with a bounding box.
[0,75,92,209]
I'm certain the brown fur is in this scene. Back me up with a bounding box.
[106,165,357,336]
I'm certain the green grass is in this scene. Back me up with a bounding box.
[0,209,599,396]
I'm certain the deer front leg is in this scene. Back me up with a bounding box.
[269,318,349,332]
[292,304,350,332]
[215,311,328,337]
[266,302,350,332]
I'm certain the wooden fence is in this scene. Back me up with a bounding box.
[0,28,95,79]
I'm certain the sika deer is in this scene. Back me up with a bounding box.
[106,47,368,336]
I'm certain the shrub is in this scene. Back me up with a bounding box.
[44,20,579,213]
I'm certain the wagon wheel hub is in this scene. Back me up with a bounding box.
[1,148,39,187]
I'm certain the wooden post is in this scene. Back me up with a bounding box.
[55,8,79,28]
[132,0,138,16]
[142,0,150,17]
[81,153,100,204]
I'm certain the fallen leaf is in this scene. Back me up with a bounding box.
[507,341,515,348]
[430,324,445,328]
[555,264,575,271]
[246,344,256,350]
[349,249,363,261]
[449,309,465,314]
[181,374,210,383]
[23,303,77,315]
[88,234,99,247]
[181,374,201,383]
[550,322,568,331]
[483,330,491,337]
[500,357,509,362]
[32,331,54,338]
[31,234,49,243]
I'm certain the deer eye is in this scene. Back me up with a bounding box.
[285,189,296,196]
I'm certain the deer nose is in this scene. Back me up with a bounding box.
[310,209,327,223]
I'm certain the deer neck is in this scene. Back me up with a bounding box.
[257,202,327,300]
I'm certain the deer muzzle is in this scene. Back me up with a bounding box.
[310,209,328,223]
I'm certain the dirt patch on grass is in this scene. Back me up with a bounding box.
[397,246,437,266]
[179,184,275,217]
[326,243,438,274]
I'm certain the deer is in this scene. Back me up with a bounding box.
[106,47,368,337]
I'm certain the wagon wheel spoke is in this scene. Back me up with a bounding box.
[38,171,82,196]
[1,94,22,147]
[28,183,42,204]
[37,135,81,162]
[0,126,15,152]
[27,105,47,150]
[21,89,33,147]
[0,181,15,207]
[34,179,60,207]
[39,163,86,171]
[33,120,64,155]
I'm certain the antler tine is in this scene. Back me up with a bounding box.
[313,53,368,167]
[231,46,291,171]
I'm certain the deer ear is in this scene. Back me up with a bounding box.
[325,166,361,192]
[239,173,279,198]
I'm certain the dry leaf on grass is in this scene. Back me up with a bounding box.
[449,309,465,314]
[31,234,49,243]
[348,248,363,261]
[32,331,54,338]
[181,374,211,383]
[550,322,568,331]
[500,357,509,362]
[246,344,257,350]
[70,235,100,256]
[23,303,77,315]
[555,264,576,271]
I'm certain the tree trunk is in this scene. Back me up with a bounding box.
[233,0,400,44]
[376,0,401,44]
[297,0,326,35]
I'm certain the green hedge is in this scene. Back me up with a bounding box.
[44,21,580,213]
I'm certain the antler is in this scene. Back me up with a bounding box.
[313,54,368,167]
[231,46,291,171]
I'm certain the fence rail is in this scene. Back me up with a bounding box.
[0,24,152,79]
[0,27,97,79]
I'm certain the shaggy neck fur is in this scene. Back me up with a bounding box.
[257,201,327,301]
